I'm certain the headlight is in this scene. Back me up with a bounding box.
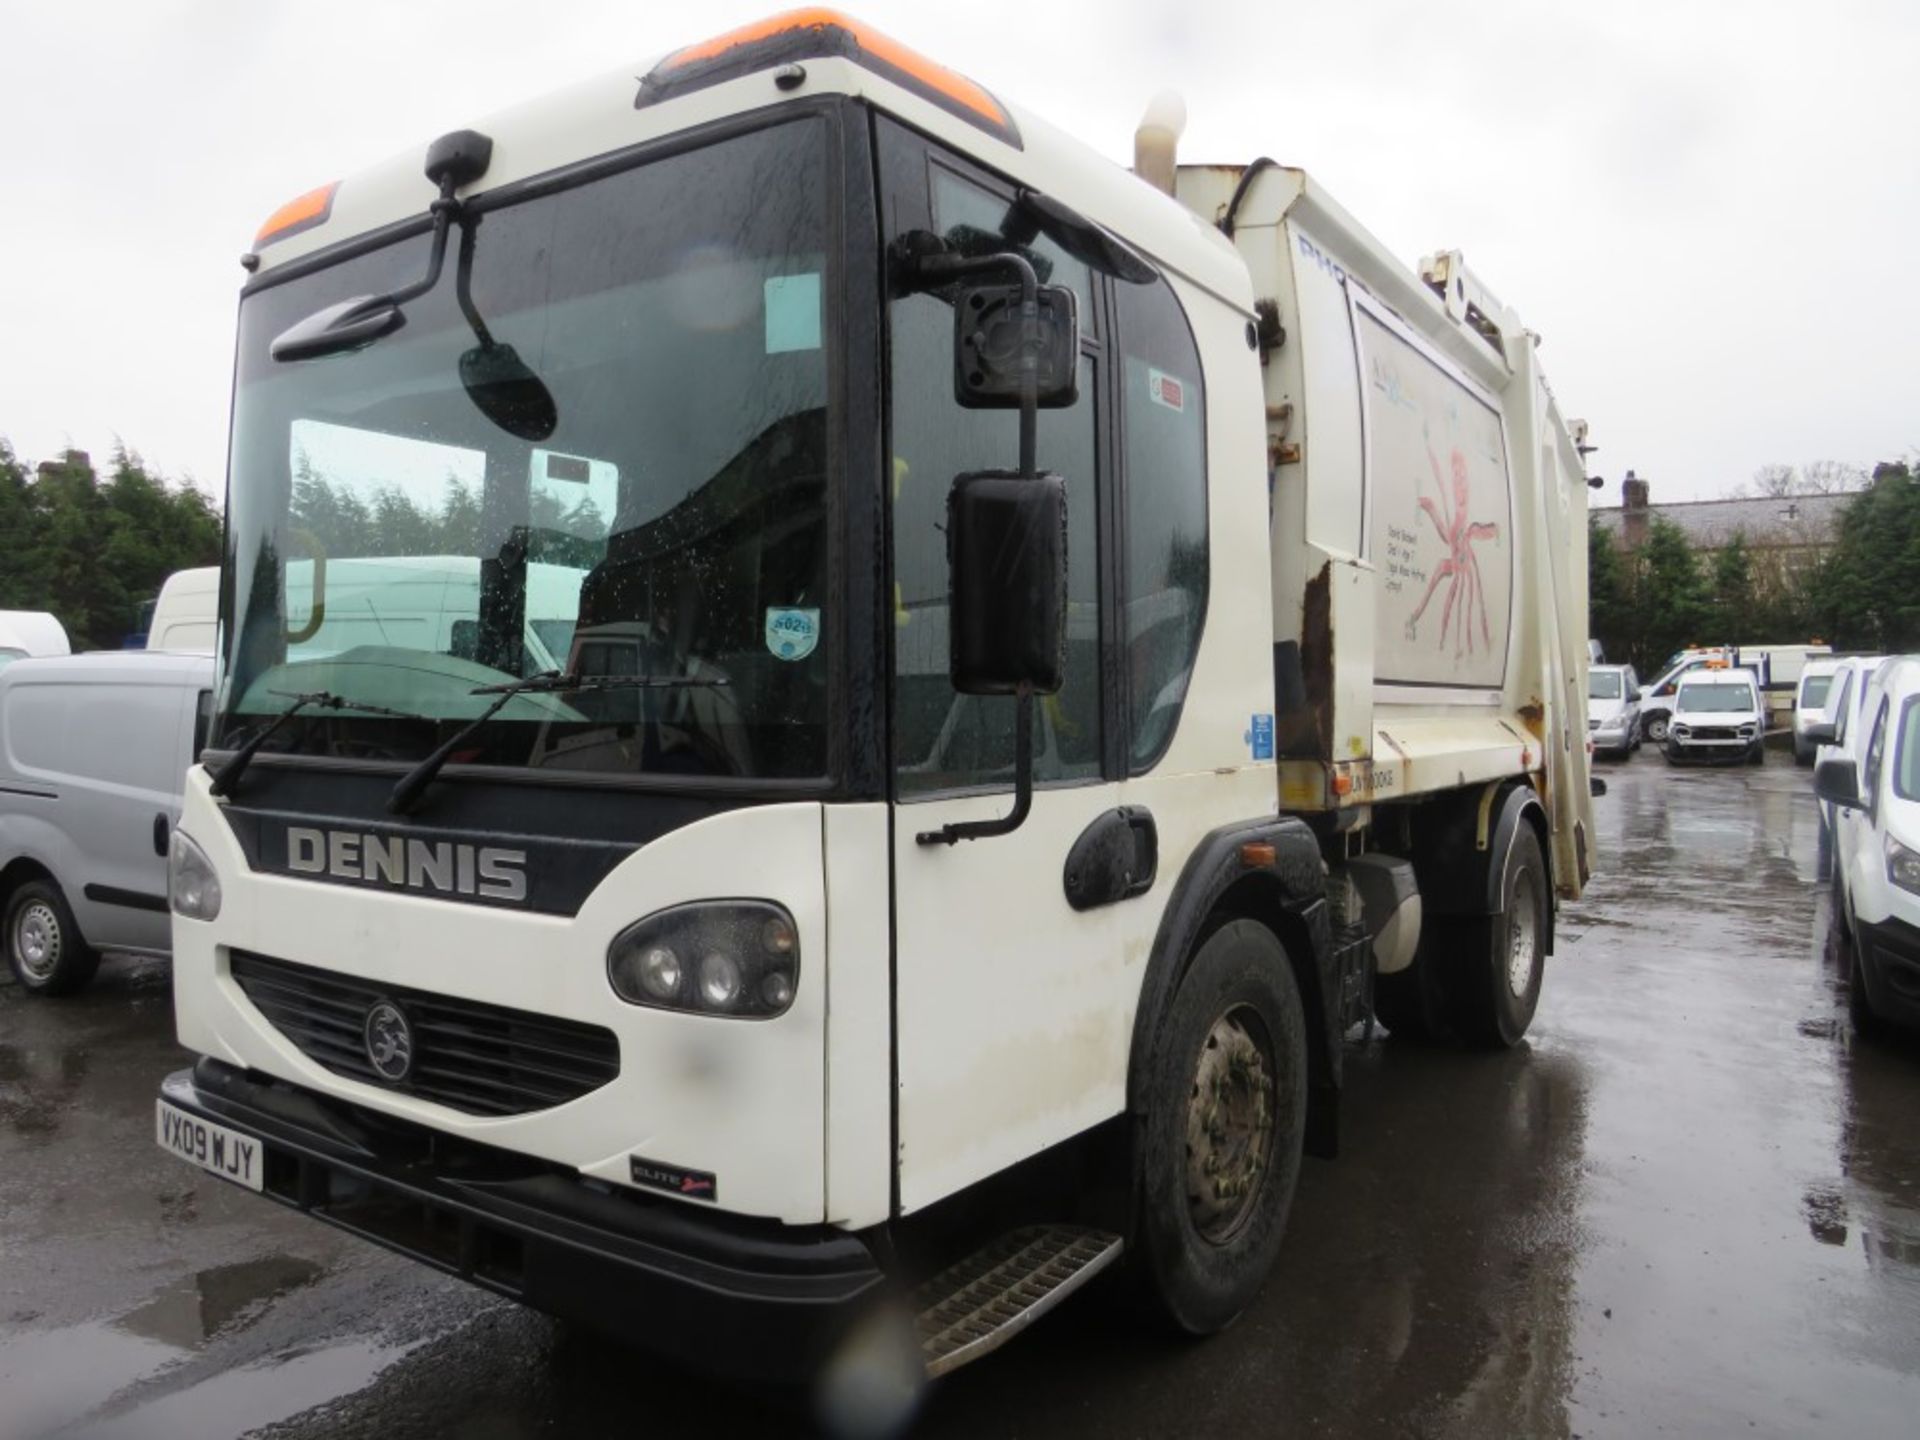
[168,830,222,921]
[1672,724,1690,738]
[608,902,799,1018]
[1886,837,1920,897]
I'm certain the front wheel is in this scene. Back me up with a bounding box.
[5,880,100,996]
[1132,919,1308,1336]
[1748,742,1765,767]
[1446,826,1549,1048]
[1643,712,1670,744]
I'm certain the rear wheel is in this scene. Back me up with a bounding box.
[1132,919,1307,1335]
[5,880,100,996]
[1445,826,1549,1048]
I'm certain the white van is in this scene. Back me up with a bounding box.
[1819,655,1920,1031]
[146,567,220,653]
[0,611,72,670]
[1793,658,1844,765]
[0,651,215,993]
[1664,667,1765,765]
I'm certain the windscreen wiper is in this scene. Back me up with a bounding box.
[469,672,731,694]
[388,669,731,816]
[209,690,434,797]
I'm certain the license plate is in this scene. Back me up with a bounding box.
[155,1099,265,1192]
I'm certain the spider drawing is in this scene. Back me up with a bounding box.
[1405,441,1500,655]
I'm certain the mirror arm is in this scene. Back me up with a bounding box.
[917,686,1035,846]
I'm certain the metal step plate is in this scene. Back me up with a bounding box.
[914,1225,1124,1377]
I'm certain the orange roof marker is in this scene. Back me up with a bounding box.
[253,182,338,251]
[640,9,1019,148]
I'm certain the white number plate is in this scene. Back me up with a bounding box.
[155,1099,265,1192]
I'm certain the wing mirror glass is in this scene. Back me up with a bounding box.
[1628,688,1643,703]
[1814,755,1862,810]
[947,471,1067,696]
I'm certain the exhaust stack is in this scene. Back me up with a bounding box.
[1133,89,1186,196]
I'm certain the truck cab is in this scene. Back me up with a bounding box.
[157,9,1594,1394]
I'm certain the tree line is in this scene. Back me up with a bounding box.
[0,442,222,651]
[1591,459,1920,674]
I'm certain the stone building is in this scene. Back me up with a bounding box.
[1593,470,1847,582]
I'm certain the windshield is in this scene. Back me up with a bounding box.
[1677,682,1755,714]
[219,119,836,782]
[1589,671,1623,700]
[1800,674,1834,709]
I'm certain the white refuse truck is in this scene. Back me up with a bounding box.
[157,9,1596,1389]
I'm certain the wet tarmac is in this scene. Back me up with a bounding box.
[3,751,1917,1438]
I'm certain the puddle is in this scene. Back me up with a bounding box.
[0,1323,176,1439]
[0,1257,329,1438]
[81,1338,414,1440]
[115,1257,326,1349]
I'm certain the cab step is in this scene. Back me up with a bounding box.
[914,1225,1123,1377]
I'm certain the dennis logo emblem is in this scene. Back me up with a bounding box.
[363,1000,415,1083]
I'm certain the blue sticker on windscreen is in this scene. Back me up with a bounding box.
[765,607,820,661]
[1249,713,1274,760]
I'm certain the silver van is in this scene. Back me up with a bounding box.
[1,651,214,994]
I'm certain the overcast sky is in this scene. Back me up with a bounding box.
[2,0,1913,505]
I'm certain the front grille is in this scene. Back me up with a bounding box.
[230,951,620,1117]
[1685,726,1742,742]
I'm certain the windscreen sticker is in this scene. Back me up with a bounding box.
[1149,367,1186,412]
[765,607,820,661]
[764,273,823,354]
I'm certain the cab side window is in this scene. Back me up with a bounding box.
[1864,698,1891,796]
[1116,278,1207,770]
[1833,672,1855,744]
[889,163,1102,797]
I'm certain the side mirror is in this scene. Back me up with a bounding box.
[954,283,1079,409]
[948,471,1067,695]
[1805,719,1837,745]
[1814,755,1862,811]
[1628,688,1643,703]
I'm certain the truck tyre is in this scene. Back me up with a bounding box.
[1133,919,1307,1336]
[1445,826,1548,1048]
[1748,742,1765,767]
[1642,712,1669,744]
[5,880,100,996]
[1794,738,1813,767]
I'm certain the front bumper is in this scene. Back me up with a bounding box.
[159,1060,886,1379]
[1857,916,1920,1029]
[1667,728,1758,761]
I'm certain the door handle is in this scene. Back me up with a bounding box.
[153,812,171,858]
[1063,806,1158,911]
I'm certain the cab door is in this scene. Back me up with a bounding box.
[879,121,1215,1213]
